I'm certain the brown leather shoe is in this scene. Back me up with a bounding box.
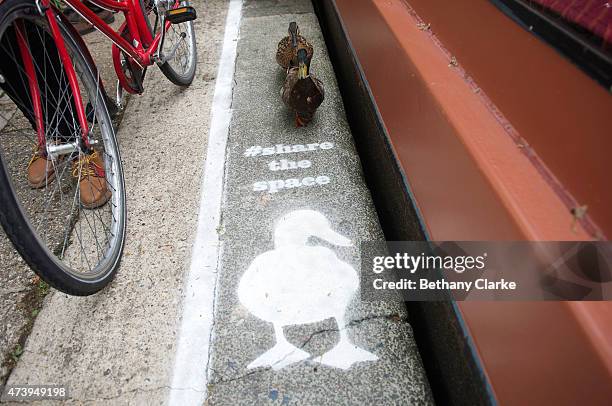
[27,148,56,189]
[72,151,111,209]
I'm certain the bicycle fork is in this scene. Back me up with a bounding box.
[15,0,92,158]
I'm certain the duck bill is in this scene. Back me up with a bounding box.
[298,63,308,79]
[318,228,352,247]
[290,32,298,47]
[289,22,298,47]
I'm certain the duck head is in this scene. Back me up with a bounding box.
[274,210,352,247]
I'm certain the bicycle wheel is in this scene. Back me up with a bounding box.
[0,0,127,296]
[141,0,197,86]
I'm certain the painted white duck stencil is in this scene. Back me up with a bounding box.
[237,210,378,370]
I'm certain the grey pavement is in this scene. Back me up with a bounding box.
[3,0,229,403]
[1,1,434,404]
[204,1,433,404]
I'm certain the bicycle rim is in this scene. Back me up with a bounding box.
[0,7,126,287]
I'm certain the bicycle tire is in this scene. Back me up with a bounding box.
[0,0,127,296]
[141,0,197,86]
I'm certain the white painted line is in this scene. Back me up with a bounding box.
[167,1,243,404]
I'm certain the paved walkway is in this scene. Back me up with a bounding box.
[4,0,228,403]
[3,1,433,404]
[170,1,432,405]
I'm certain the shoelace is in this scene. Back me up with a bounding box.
[27,143,44,167]
[72,151,103,179]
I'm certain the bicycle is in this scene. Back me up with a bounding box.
[0,0,197,295]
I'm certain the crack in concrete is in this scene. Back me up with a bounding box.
[208,313,405,386]
[296,313,406,352]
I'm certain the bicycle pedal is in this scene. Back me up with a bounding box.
[165,6,197,24]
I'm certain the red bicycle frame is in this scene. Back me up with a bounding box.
[62,0,171,67]
[13,0,172,147]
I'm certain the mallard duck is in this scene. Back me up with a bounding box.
[281,48,324,127]
[237,210,379,370]
[276,22,314,70]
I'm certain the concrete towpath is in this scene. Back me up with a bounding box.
[3,0,434,404]
[170,0,433,405]
[3,0,229,403]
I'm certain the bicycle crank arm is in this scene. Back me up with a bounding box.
[158,32,187,64]
[116,79,125,110]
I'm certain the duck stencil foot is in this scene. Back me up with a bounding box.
[247,324,310,370]
[317,318,378,370]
